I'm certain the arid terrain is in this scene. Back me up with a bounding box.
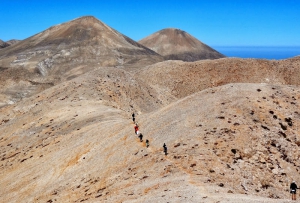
[0,39,20,49]
[1,16,300,203]
[0,16,163,108]
[139,28,225,61]
[0,39,9,49]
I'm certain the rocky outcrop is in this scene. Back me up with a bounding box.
[6,39,20,46]
[0,39,20,49]
[0,39,9,48]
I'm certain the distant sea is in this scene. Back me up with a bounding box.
[213,46,300,60]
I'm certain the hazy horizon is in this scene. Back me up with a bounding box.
[213,45,300,60]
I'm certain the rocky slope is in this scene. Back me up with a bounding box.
[0,16,162,71]
[5,39,20,46]
[134,58,300,100]
[139,28,225,61]
[0,39,9,48]
[0,39,20,49]
[0,16,163,107]
[1,56,300,202]
[0,73,299,202]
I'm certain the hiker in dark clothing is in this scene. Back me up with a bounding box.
[139,133,143,142]
[132,113,135,122]
[163,143,167,155]
[290,181,299,200]
[146,139,149,148]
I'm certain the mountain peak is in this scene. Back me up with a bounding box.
[75,15,98,20]
[161,28,187,34]
[0,16,163,78]
[139,28,225,61]
[69,15,102,24]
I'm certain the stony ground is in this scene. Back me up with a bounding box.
[1,57,300,202]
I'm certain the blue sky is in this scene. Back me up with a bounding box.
[0,0,299,46]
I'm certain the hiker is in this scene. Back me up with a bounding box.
[132,112,135,123]
[163,143,167,155]
[146,139,149,148]
[290,181,299,200]
[134,124,139,135]
[139,133,143,142]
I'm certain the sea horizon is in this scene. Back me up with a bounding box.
[213,46,300,60]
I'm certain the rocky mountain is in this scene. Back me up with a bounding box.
[139,28,225,61]
[6,39,20,46]
[0,39,9,48]
[0,16,163,107]
[0,16,163,73]
[0,39,20,49]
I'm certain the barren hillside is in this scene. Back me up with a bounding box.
[1,71,299,202]
[134,58,300,100]
[139,28,225,61]
[0,39,20,49]
[0,39,9,48]
[0,16,162,69]
[0,16,163,107]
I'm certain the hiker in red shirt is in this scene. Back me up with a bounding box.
[134,124,139,135]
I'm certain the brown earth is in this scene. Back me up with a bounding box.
[0,16,163,107]
[139,28,225,61]
[0,57,300,202]
[134,58,300,100]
